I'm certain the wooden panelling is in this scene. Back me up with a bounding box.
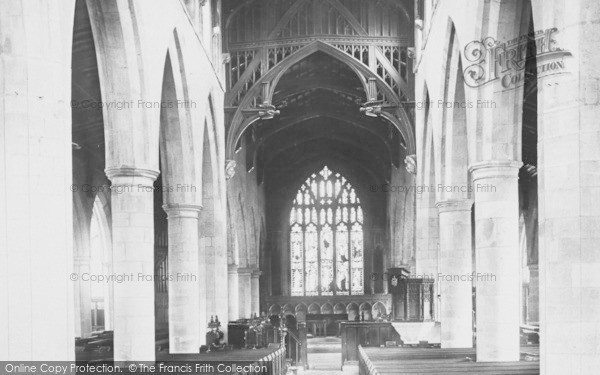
[341,322,400,365]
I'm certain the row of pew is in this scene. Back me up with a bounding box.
[358,347,540,374]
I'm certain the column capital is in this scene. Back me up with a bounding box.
[105,166,159,185]
[162,204,202,218]
[251,269,262,278]
[237,267,253,276]
[468,160,522,181]
[436,199,473,213]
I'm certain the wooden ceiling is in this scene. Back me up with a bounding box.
[255,51,402,185]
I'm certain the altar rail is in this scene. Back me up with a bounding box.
[264,294,392,320]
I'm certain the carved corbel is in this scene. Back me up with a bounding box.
[415,18,423,31]
[222,53,231,65]
[242,82,281,120]
[360,101,398,117]
[404,154,417,175]
[360,78,398,118]
[225,160,237,180]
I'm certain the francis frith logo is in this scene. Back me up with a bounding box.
[463,27,572,88]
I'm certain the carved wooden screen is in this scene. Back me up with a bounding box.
[290,166,364,296]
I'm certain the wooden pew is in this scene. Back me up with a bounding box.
[358,347,540,375]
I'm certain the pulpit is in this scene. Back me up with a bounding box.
[387,267,434,321]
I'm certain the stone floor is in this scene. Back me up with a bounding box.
[302,336,343,375]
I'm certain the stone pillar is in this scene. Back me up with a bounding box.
[102,258,114,331]
[106,167,159,362]
[228,265,240,321]
[0,0,75,360]
[74,256,92,338]
[527,265,539,324]
[164,204,201,353]
[198,237,207,346]
[415,190,439,321]
[251,270,261,316]
[237,268,252,318]
[529,0,600,368]
[436,199,473,348]
[469,160,521,362]
[213,205,229,339]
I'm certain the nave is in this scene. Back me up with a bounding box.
[1,0,599,374]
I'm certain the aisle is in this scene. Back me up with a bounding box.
[304,336,343,375]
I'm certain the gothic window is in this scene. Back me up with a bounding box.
[290,166,364,296]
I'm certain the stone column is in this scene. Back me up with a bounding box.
[530,1,600,368]
[237,268,252,318]
[228,265,240,321]
[106,167,159,362]
[102,258,114,331]
[526,265,539,324]
[74,256,92,338]
[415,190,439,321]
[164,204,201,353]
[436,199,473,348]
[469,160,521,362]
[213,205,229,338]
[0,0,75,360]
[251,270,261,316]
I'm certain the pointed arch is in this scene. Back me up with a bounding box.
[283,303,295,315]
[159,32,202,206]
[86,0,157,172]
[295,303,308,313]
[321,303,334,314]
[470,0,534,162]
[373,301,387,317]
[439,19,470,201]
[268,304,281,316]
[308,303,320,315]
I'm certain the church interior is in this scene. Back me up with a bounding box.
[1,0,599,374]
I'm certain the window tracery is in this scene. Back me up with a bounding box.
[290,166,364,296]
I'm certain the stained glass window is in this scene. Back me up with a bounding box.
[290,166,364,296]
